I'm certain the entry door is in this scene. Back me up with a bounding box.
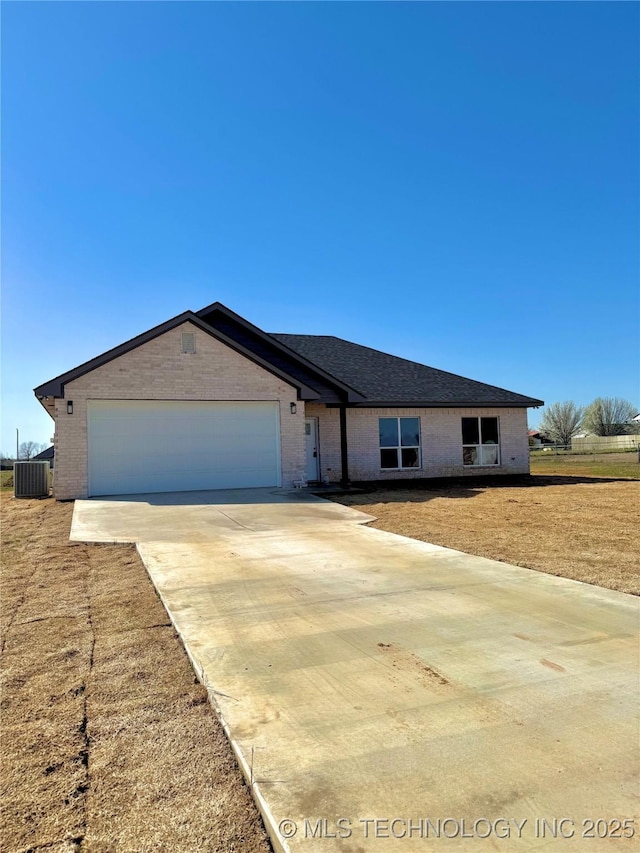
[304,417,319,482]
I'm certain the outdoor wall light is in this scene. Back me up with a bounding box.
[67,401,74,415]
[290,402,297,414]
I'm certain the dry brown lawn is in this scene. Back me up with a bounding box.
[0,494,271,853]
[333,475,639,595]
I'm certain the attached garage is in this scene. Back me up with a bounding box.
[87,400,281,496]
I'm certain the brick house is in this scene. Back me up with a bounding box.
[34,303,543,499]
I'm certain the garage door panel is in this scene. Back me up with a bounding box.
[88,401,280,495]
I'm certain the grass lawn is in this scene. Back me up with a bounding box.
[529,449,640,480]
[0,494,271,853]
[332,467,639,595]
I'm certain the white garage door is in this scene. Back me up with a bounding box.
[87,400,280,496]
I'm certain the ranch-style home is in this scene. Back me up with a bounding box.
[34,302,544,500]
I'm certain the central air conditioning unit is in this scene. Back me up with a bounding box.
[14,462,50,498]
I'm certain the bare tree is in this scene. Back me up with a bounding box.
[18,441,41,461]
[582,397,638,436]
[538,401,584,447]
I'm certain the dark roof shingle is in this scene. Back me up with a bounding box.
[270,334,543,407]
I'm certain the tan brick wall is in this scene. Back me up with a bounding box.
[306,404,530,482]
[54,322,305,499]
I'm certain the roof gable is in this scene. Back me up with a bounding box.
[33,311,319,401]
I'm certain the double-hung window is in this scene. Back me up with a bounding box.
[379,417,421,469]
[462,417,500,466]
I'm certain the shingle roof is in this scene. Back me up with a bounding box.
[33,300,543,411]
[33,445,54,461]
[270,334,543,407]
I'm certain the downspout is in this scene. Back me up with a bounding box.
[339,404,350,487]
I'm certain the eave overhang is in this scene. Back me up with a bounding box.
[326,398,544,409]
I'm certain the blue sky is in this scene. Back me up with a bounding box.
[2,2,638,452]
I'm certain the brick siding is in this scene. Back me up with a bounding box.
[53,322,305,499]
[305,403,529,482]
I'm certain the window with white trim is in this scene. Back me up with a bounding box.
[379,417,421,469]
[462,417,500,466]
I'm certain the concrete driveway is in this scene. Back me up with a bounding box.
[71,489,639,851]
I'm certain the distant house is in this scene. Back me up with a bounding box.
[32,446,55,468]
[577,413,640,437]
[528,429,553,447]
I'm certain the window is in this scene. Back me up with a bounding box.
[181,332,196,354]
[462,417,500,466]
[379,417,421,469]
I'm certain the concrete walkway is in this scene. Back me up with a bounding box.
[71,489,640,851]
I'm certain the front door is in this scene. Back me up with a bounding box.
[304,417,319,482]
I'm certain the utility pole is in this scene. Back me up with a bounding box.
[16,428,19,461]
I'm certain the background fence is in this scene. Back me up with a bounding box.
[530,435,640,456]
[571,435,640,453]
